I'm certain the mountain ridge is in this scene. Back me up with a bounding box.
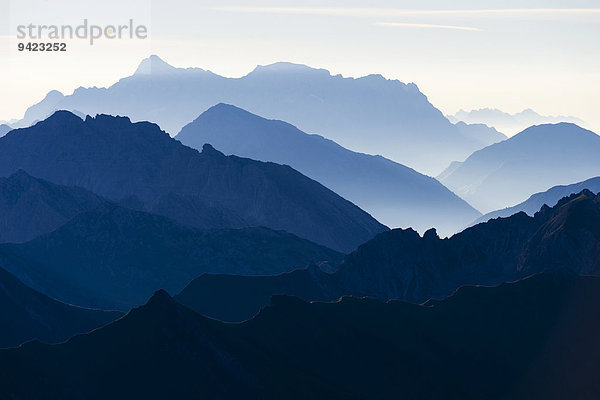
[176,103,481,235]
[438,123,600,212]
[14,56,505,174]
[177,190,600,322]
[0,110,387,252]
[2,270,600,399]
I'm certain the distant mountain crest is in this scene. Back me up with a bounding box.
[448,107,587,136]
[438,123,600,213]
[12,56,507,174]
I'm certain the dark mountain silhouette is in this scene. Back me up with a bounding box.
[16,56,504,174]
[175,264,334,322]
[438,123,600,212]
[177,190,600,321]
[0,170,107,243]
[474,176,600,225]
[448,107,587,136]
[176,104,481,235]
[0,110,386,252]
[0,124,11,137]
[0,203,342,310]
[2,270,600,399]
[0,265,121,348]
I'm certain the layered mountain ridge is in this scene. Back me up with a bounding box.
[2,270,599,399]
[0,110,387,252]
[177,190,600,321]
[176,103,481,235]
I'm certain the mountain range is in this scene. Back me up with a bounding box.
[0,110,386,252]
[176,103,481,235]
[14,55,505,175]
[176,190,600,322]
[1,270,599,399]
[0,265,121,348]
[474,176,600,225]
[438,123,600,213]
[448,108,587,136]
[0,170,106,243]
[0,202,342,310]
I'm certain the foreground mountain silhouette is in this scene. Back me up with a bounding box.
[17,56,505,174]
[0,170,106,243]
[474,176,600,225]
[0,265,121,348]
[448,107,587,136]
[438,123,600,212]
[0,111,386,252]
[177,190,600,321]
[0,203,342,310]
[2,270,599,399]
[176,104,481,235]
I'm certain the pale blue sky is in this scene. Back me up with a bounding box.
[1,0,599,132]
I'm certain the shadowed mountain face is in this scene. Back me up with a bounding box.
[474,177,600,225]
[176,104,481,236]
[0,204,342,310]
[177,190,600,322]
[0,265,121,349]
[2,271,600,399]
[0,170,107,243]
[438,123,600,213]
[16,56,504,175]
[0,111,386,252]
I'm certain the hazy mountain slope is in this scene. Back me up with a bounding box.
[474,176,600,225]
[2,271,599,399]
[449,108,587,136]
[453,121,507,145]
[0,170,107,243]
[0,265,121,348]
[438,123,600,212]
[0,203,342,310]
[176,104,481,235]
[17,56,504,174]
[0,124,11,137]
[0,111,387,252]
[178,190,600,321]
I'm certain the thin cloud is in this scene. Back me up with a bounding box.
[212,7,600,18]
[376,22,481,31]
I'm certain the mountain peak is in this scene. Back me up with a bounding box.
[134,55,178,75]
[250,62,330,76]
[40,110,84,126]
[145,289,175,308]
[200,143,225,157]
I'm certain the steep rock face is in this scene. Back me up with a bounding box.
[0,111,387,252]
[439,123,600,213]
[176,104,481,236]
[517,190,600,275]
[2,271,600,399]
[0,265,121,348]
[17,57,504,174]
[177,191,600,322]
[0,170,107,243]
[0,203,342,310]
